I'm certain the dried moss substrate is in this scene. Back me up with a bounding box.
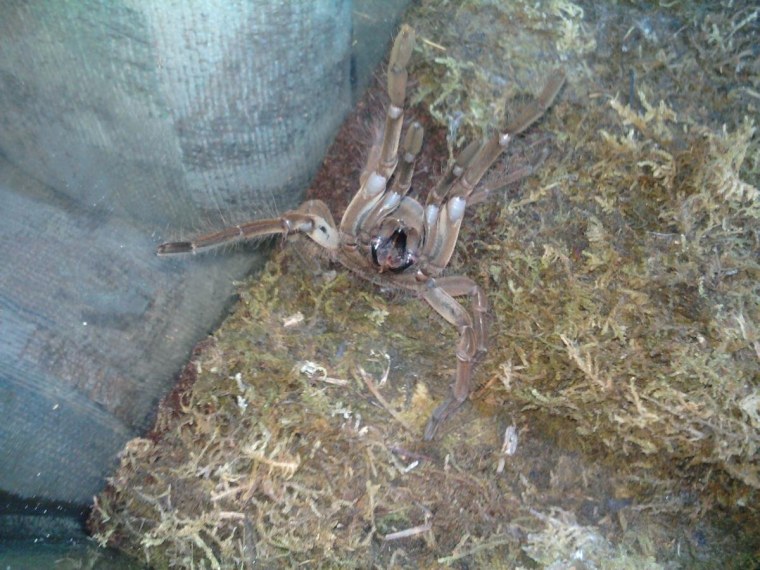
[87,252,533,567]
[409,0,760,518]
[91,0,759,568]
[91,250,677,568]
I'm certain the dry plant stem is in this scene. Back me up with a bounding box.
[383,522,433,541]
[437,536,514,564]
[358,366,414,433]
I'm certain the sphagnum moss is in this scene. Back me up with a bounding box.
[92,1,759,567]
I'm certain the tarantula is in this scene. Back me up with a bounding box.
[157,25,565,439]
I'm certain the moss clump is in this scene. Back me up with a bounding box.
[485,95,758,491]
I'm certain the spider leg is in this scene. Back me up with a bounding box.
[465,164,535,206]
[435,275,488,350]
[421,276,487,440]
[359,122,424,235]
[340,25,415,238]
[378,24,415,178]
[388,122,424,198]
[156,199,339,255]
[445,70,566,205]
[420,70,565,270]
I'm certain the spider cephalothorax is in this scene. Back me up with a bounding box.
[158,25,564,439]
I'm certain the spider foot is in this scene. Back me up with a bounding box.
[423,395,466,440]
